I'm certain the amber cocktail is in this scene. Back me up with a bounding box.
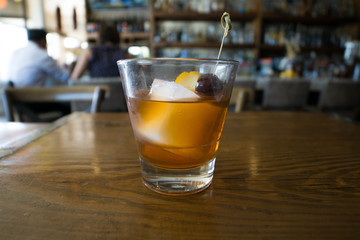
[117,58,238,195]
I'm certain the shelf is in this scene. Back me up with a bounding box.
[87,32,150,40]
[301,46,346,52]
[153,11,258,21]
[89,8,150,20]
[149,0,358,62]
[120,32,150,40]
[153,42,255,49]
[259,45,286,51]
[262,12,357,24]
[260,44,345,53]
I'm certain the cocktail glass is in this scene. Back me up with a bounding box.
[117,58,238,195]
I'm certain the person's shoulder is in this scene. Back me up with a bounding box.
[113,46,126,54]
[90,45,102,55]
[27,42,50,58]
[11,43,31,55]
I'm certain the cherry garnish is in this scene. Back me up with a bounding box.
[195,73,223,96]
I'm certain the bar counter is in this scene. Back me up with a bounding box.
[0,112,359,239]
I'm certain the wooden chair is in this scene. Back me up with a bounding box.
[230,87,255,113]
[229,79,256,113]
[69,77,127,112]
[318,80,360,122]
[318,80,360,109]
[233,79,256,89]
[2,85,106,122]
[262,79,310,110]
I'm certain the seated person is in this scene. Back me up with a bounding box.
[71,24,129,79]
[7,29,72,121]
[8,28,71,87]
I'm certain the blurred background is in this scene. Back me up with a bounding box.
[1,0,360,81]
[1,0,360,120]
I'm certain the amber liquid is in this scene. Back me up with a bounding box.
[127,93,229,169]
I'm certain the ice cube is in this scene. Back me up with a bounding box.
[133,102,169,144]
[149,79,199,101]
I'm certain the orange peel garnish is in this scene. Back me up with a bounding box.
[175,71,200,92]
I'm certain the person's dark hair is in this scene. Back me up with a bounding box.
[27,29,47,41]
[98,25,120,45]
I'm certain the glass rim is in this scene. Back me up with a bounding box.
[117,57,240,66]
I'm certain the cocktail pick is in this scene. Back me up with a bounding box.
[217,12,232,60]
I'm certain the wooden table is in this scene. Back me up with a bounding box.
[1,112,359,240]
[0,121,49,158]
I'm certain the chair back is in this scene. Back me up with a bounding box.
[230,79,256,112]
[69,77,127,112]
[318,81,360,110]
[230,87,255,113]
[2,85,106,122]
[233,79,256,89]
[262,79,310,110]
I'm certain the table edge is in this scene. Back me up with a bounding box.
[0,112,84,159]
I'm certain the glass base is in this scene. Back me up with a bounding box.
[140,157,216,195]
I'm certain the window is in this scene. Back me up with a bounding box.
[0,21,27,82]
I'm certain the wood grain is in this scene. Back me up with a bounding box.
[0,122,48,158]
[0,114,78,158]
[0,122,48,145]
[0,112,360,240]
